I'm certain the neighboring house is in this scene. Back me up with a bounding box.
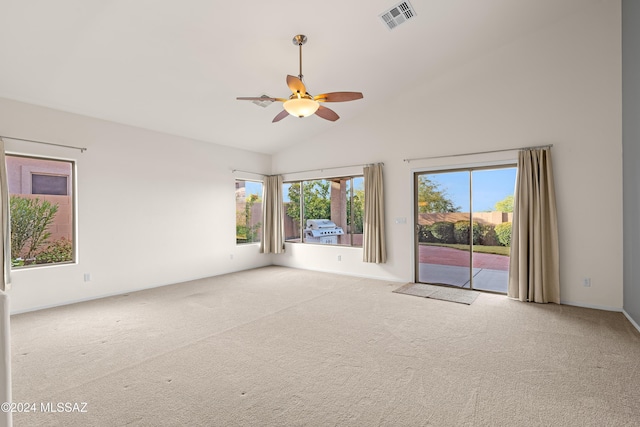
[5,155,73,245]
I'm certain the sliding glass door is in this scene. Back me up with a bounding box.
[414,165,516,293]
[416,171,471,287]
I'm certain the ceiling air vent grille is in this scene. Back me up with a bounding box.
[252,95,273,108]
[379,1,417,31]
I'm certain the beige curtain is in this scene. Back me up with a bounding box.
[508,148,560,303]
[363,163,386,263]
[0,137,12,427]
[0,138,9,291]
[260,175,285,254]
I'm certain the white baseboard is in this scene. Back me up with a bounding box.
[559,301,640,333]
[273,264,404,284]
[623,310,640,333]
[10,265,268,315]
[559,300,622,312]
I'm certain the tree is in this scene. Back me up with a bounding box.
[236,193,261,243]
[494,195,514,213]
[10,196,59,262]
[286,181,331,227]
[244,193,262,243]
[348,188,364,233]
[417,176,460,213]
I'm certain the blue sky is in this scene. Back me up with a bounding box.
[245,181,263,197]
[427,168,517,212]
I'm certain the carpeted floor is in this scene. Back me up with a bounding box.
[10,266,640,426]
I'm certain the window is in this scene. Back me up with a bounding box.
[32,174,68,195]
[283,176,364,247]
[6,154,75,267]
[235,180,263,244]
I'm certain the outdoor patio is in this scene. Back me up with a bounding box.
[418,245,509,293]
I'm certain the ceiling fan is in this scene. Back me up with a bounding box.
[237,34,363,123]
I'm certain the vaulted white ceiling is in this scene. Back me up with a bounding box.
[0,0,597,154]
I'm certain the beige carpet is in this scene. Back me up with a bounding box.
[10,266,640,426]
[394,282,480,305]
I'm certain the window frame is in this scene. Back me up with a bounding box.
[283,174,364,247]
[6,153,77,269]
[31,173,69,196]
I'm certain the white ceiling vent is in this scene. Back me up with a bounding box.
[379,1,417,31]
[252,95,273,108]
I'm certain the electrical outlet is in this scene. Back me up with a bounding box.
[583,277,591,287]
[84,273,91,282]
[337,255,342,261]
[230,254,234,260]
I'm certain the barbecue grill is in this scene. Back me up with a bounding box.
[304,219,344,244]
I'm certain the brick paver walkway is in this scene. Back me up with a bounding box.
[418,245,509,271]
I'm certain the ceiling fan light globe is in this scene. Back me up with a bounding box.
[283,98,320,118]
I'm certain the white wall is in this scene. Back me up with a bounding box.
[272,1,623,310]
[622,0,640,327]
[0,98,273,313]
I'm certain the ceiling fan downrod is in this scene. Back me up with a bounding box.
[292,34,307,82]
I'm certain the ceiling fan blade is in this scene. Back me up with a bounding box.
[315,105,340,122]
[272,110,290,123]
[287,75,307,95]
[236,96,286,102]
[314,92,363,102]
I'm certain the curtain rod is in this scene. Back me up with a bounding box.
[231,169,267,176]
[280,162,384,176]
[0,135,88,153]
[403,144,553,163]
[232,162,384,177]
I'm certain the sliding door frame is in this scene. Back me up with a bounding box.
[412,161,517,291]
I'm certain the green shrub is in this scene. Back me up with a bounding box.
[453,221,481,245]
[479,224,500,246]
[453,221,470,244]
[471,222,482,245]
[430,221,455,243]
[417,224,436,243]
[10,196,59,260]
[495,222,512,247]
[35,238,73,264]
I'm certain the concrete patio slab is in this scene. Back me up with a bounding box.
[418,263,508,293]
[418,263,480,287]
[472,268,509,293]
